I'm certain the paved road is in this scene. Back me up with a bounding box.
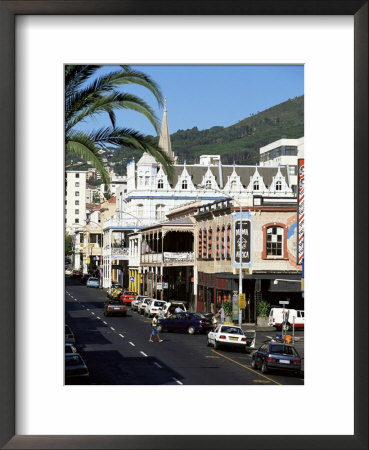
[65,277,304,385]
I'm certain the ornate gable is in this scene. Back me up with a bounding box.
[174,165,196,191]
[224,166,245,193]
[246,166,268,194]
[268,165,293,195]
[200,166,219,190]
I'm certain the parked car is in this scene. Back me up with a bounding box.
[144,299,168,318]
[65,324,75,345]
[268,308,305,331]
[65,353,90,384]
[80,273,92,284]
[71,269,82,278]
[251,340,302,375]
[65,343,77,354]
[138,298,153,315]
[164,301,187,315]
[120,291,137,305]
[157,312,212,335]
[104,300,127,316]
[86,277,99,288]
[65,267,73,276]
[131,295,149,311]
[207,324,250,351]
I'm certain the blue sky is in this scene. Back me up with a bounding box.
[79,65,304,136]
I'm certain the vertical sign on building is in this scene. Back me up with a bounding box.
[234,220,251,264]
[297,158,304,265]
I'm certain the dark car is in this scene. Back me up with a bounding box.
[251,341,302,375]
[65,343,77,354]
[80,273,92,284]
[65,353,90,384]
[104,300,127,316]
[71,269,82,278]
[157,312,213,335]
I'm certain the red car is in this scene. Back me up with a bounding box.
[120,291,137,305]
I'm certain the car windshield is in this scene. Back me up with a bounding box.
[220,326,243,335]
[125,292,135,296]
[153,301,166,307]
[270,344,298,355]
[88,278,98,282]
[65,354,83,365]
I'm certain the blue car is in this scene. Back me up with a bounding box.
[157,312,213,335]
[86,277,99,288]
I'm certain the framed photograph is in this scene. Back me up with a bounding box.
[1,1,367,449]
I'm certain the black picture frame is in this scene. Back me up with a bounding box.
[0,1,367,449]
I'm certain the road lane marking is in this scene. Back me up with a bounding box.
[110,327,115,331]
[97,316,101,319]
[87,309,90,311]
[172,377,183,385]
[129,342,135,347]
[140,351,148,357]
[119,334,124,338]
[103,321,107,325]
[153,362,162,369]
[91,312,95,315]
[210,349,281,385]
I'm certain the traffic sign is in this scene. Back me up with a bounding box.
[279,300,290,305]
[129,276,134,282]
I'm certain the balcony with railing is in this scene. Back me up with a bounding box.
[141,251,194,266]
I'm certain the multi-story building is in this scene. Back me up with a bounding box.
[65,170,87,233]
[259,137,304,193]
[194,196,302,321]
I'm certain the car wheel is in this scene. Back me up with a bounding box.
[251,358,257,369]
[206,338,211,347]
[261,362,268,374]
[157,325,163,333]
[214,340,219,349]
[187,326,196,335]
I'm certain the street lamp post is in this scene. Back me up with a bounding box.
[198,185,243,327]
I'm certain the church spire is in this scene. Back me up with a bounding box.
[158,98,177,163]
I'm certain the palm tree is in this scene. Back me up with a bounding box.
[65,65,173,186]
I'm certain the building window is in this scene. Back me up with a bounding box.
[226,225,231,259]
[266,226,283,256]
[137,204,144,218]
[75,200,79,205]
[182,179,188,190]
[75,173,79,178]
[145,171,150,186]
[157,179,164,189]
[202,229,207,259]
[75,182,80,187]
[221,226,226,259]
[198,230,203,259]
[75,218,79,224]
[155,204,165,220]
[75,209,79,214]
[205,180,211,189]
[253,181,259,191]
[65,200,67,205]
[230,180,237,191]
[216,227,220,259]
[207,229,212,259]
[276,181,282,191]
[75,191,79,196]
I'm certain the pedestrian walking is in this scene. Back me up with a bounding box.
[149,314,163,343]
[216,306,225,324]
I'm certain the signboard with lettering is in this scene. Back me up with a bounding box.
[239,293,246,309]
[297,158,304,265]
[232,294,239,322]
[234,220,251,264]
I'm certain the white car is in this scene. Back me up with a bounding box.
[207,324,248,351]
[138,298,153,315]
[131,296,148,311]
[144,300,168,318]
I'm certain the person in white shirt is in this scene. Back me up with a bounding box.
[175,306,183,313]
[149,314,163,343]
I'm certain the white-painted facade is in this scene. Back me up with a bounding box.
[259,137,304,192]
[65,170,87,234]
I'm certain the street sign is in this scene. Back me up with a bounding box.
[163,282,168,289]
[129,276,134,282]
[239,293,246,309]
[279,300,290,305]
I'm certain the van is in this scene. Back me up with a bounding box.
[268,308,305,330]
